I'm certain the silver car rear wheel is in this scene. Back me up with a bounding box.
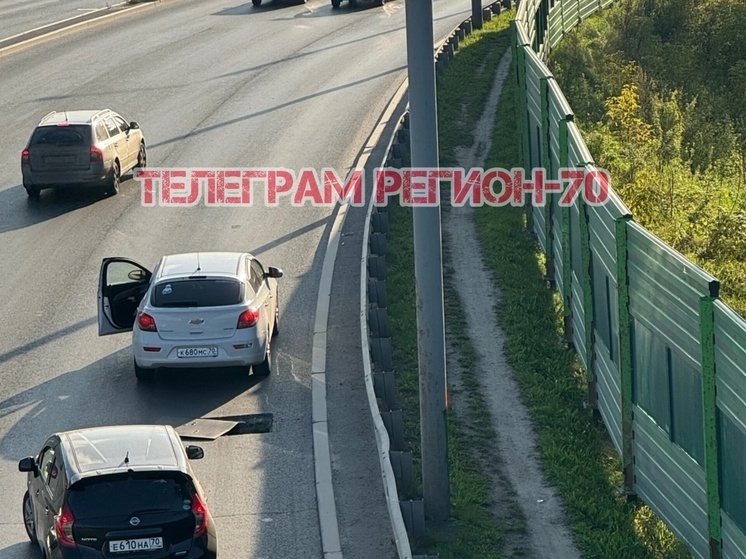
[252,339,271,377]
[134,359,155,382]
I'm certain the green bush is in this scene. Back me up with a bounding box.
[549,0,746,316]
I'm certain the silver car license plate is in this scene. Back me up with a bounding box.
[177,347,219,358]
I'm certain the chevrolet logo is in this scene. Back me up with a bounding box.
[189,318,204,325]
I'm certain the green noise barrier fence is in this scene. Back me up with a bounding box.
[512,1,746,558]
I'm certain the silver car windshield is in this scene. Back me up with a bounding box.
[150,278,244,308]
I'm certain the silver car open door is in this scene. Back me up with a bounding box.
[98,257,152,336]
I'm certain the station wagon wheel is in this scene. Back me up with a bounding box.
[137,143,147,169]
[23,180,40,198]
[23,490,36,542]
[272,291,279,337]
[106,162,120,196]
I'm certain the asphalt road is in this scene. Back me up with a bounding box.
[0,0,473,557]
[1,0,126,42]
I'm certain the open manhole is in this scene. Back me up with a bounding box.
[156,414,273,440]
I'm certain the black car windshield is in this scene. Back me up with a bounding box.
[151,278,243,308]
[67,472,193,519]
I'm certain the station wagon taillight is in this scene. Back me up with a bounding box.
[55,504,76,547]
[237,308,260,329]
[191,493,209,538]
[137,312,157,332]
[21,149,29,165]
[90,146,103,162]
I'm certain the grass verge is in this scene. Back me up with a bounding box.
[386,9,522,559]
[471,48,693,559]
[385,6,694,559]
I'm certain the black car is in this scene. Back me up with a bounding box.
[19,424,217,559]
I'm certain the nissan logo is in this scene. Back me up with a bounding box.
[129,517,140,526]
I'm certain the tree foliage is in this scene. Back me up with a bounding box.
[549,0,746,316]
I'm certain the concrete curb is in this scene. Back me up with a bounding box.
[0,0,169,59]
[309,54,411,559]
[311,193,348,558]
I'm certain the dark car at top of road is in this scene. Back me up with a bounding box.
[20,109,147,198]
[19,424,217,559]
[330,0,385,8]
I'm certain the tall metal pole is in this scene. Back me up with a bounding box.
[472,0,483,30]
[404,0,450,522]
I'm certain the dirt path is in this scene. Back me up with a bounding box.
[442,48,583,559]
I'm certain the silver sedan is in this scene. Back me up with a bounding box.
[97,251,282,381]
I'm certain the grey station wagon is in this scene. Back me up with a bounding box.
[21,109,147,198]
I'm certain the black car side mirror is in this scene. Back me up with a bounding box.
[18,456,38,475]
[265,266,283,279]
[129,121,140,130]
[185,445,204,460]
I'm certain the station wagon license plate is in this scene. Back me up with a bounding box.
[44,155,75,164]
[177,346,218,358]
[109,537,163,552]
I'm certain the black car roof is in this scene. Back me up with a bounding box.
[55,424,191,485]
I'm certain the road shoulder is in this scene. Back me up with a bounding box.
[325,197,397,559]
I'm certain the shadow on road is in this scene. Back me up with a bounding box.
[0,346,266,461]
[0,175,140,235]
[0,184,101,234]
[0,542,38,559]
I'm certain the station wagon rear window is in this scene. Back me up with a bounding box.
[151,279,243,308]
[30,125,90,146]
[67,472,193,519]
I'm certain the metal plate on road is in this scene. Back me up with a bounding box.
[156,416,238,440]
[176,418,239,440]
[218,413,273,434]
